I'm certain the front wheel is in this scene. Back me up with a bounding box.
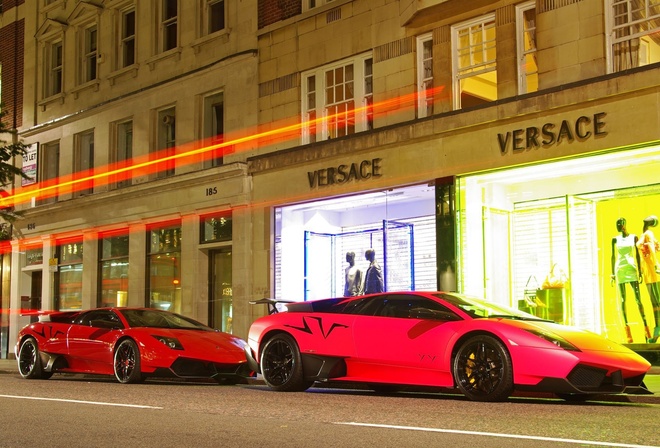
[114,339,143,384]
[18,337,50,380]
[452,334,514,402]
[260,333,312,392]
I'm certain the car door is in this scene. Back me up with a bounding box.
[351,293,461,387]
[66,310,123,373]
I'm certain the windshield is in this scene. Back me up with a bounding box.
[120,309,213,330]
[434,293,545,320]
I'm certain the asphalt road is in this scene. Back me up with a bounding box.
[0,372,658,448]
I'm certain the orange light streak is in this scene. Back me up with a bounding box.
[1,87,444,208]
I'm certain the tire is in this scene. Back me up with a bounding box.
[260,333,312,392]
[114,339,143,384]
[452,334,514,402]
[18,337,48,380]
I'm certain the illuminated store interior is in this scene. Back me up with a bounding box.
[458,144,660,343]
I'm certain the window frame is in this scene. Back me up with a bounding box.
[155,107,176,178]
[451,13,497,110]
[516,1,537,95]
[46,40,64,98]
[119,5,137,68]
[607,0,660,73]
[74,130,95,196]
[38,141,60,205]
[159,0,179,53]
[111,119,133,189]
[80,23,98,84]
[416,32,434,118]
[301,53,373,144]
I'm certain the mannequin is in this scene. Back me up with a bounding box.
[637,215,660,343]
[343,251,363,297]
[611,217,650,343]
[364,249,384,294]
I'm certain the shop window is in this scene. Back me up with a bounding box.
[200,212,232,244]
[516,2,537,94]
[457,145,660,342]
[159,0,178,52]
[451,14,497,110]
[99,233,129,307]
[55,239,84,311]
[301,54,373,144]
[274,185,437,302]
[416,33,434,118]
[202,92,224,168]
[38,141,60,205]
[111,119,133,189]
[24,247,44,267]
[74,130,94,196]
[147,224,182,312]
[155,107,176,178]
[609,0,660,72]
[119,6,136,68]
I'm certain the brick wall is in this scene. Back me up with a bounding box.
[0,18,24,129]
[258,0,301,29]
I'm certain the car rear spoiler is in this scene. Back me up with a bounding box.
[249,298,295,315]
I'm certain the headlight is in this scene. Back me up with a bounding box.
[525,329,580,351]
[152,335,183,350]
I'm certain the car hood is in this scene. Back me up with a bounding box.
[494,318,637,353]
[142,328,247,359]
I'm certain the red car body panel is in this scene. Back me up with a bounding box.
[247,292,651,399]
[16,307,252,382]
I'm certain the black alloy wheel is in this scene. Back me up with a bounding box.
[452,334,514,402]
[114,339,143,384]
[260,333,312,392]
[18,337,51,379]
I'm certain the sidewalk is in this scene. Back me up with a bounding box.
[1,358,658,403]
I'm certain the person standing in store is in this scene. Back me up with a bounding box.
[344,251,363,297]
[364,249,384,294]
[611,217,651,343]
[637,215,660,343]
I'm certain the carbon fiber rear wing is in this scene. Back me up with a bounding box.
[248,298,295,315]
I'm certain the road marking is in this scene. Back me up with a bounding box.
[0,394,163,409]
[335,422,658,448]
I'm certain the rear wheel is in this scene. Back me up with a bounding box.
[18,337,50,379]
[261,333,312,392]
[453,334,513,402]
[114,339,143,384]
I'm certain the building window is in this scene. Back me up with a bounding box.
[303,0,334,12]
[155,107,176,178]
[55,239,83,311]
[203,92,224,168]
[610,0,660,72]
[206,0,225,34]
[74,130,94,196]
[200,212,232,244]
[46,41,63,97]
[99,232,129,307]
[112,120,133,189]
[302,54,373,144]
[452,14,497,110]
[417,33,434,118]
[120,7,136,68]
[160,0,178,52]
[364,58,373,130]
[147,224,182,311]
[516,2,537,94]
[38,141,60,205]
[80,25,98,84]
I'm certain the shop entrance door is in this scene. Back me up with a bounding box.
[566,194,598,329]
[482,206,511,305]
[209,248,232,333]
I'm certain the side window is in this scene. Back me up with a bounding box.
[76,310,123,327]
[378,294,460,320]
[343,296,384,316]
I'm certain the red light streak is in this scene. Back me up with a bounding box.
[1,87,444,208]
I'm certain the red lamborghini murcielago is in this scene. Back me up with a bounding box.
[245,292,652,402]
[16,307,253,384]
